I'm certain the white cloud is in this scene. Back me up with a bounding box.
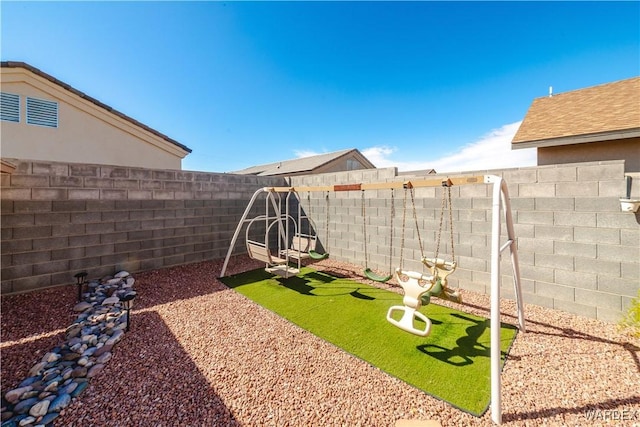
[362,121,537,173]
[431,121,536,173]
[294,149,322,158]
[292,121,536,174]
[361,146,397,168]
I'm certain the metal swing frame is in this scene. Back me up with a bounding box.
[220,174,525,425]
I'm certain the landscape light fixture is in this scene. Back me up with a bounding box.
[120,293,137,332]
[74,271,88,301]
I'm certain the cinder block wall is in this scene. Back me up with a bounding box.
[2,159,638,323]
[0,160,285,293]
[291,160,639,323]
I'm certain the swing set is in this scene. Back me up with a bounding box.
[240,189,330,279]
[220,174,525,426]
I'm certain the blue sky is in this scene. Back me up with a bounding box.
[2,1,638,173]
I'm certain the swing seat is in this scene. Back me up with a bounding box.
[281,234,329,261]
[439,287,463,304]
[280,234,314,261]
[419,279,443,305]
[364,268,392,283]
[386,305,432,337]
[247,241,287,265]
[395,269,437,292]
[308,250,329,260]
[421,257,461,303]
[265,264,300,278]
[247,241,299,278]
[387,269,436,336]
[421,257,457,272]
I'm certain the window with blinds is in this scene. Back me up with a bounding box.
[26,96,58,128]
[1,92,20,123]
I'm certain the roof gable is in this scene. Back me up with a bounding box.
[512,76,640,148]
[232,149,375,176]
[1,61,191,154]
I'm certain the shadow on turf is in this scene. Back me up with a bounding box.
[302,271,380,300]
[277,276,315,294]
[418,314,489,366]
[417,313,515,367]
[275,273,394,300]
[225,268,392,300]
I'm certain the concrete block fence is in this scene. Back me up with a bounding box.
[289,160,639,323]
[0,160,285,294]
[2,159,639,323]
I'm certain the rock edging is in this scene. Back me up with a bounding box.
[1,272,137,427]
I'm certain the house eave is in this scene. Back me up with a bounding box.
[512,128,640,150]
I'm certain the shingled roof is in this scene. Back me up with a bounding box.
[232,149,375,176]
[512,76,640,149]
[1,61,192,154]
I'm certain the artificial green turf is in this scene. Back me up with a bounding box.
[220,267,518,416]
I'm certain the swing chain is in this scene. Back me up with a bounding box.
[434,186,445,261]
[362,190,368,267]
[325,191,330,249]
[306,192,312,236]
[362,189,395,280]
[410,186,425,258]
[434,182,455,263]
[400,182,423,270]
[399,187,407,269]
[448,185,455,262]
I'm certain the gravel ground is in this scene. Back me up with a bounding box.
[2,256,639,427]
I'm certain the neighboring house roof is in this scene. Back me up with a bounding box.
[512,76,640,149]
[0,61,192,154]
[232,149,375,176]
[398,168,437,176]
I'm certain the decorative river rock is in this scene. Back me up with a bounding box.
[1,272,137,427]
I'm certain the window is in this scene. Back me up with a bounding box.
[26,96,58,128]
[1,92,20,123]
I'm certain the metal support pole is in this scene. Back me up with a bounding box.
[220,188,268,277]
[489,175,503,425]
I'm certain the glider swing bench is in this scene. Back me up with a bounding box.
[220,174,525,426]
[231,188,329,279]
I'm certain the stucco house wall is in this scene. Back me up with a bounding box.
[1,62,190,170]
[538,137,640,172]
